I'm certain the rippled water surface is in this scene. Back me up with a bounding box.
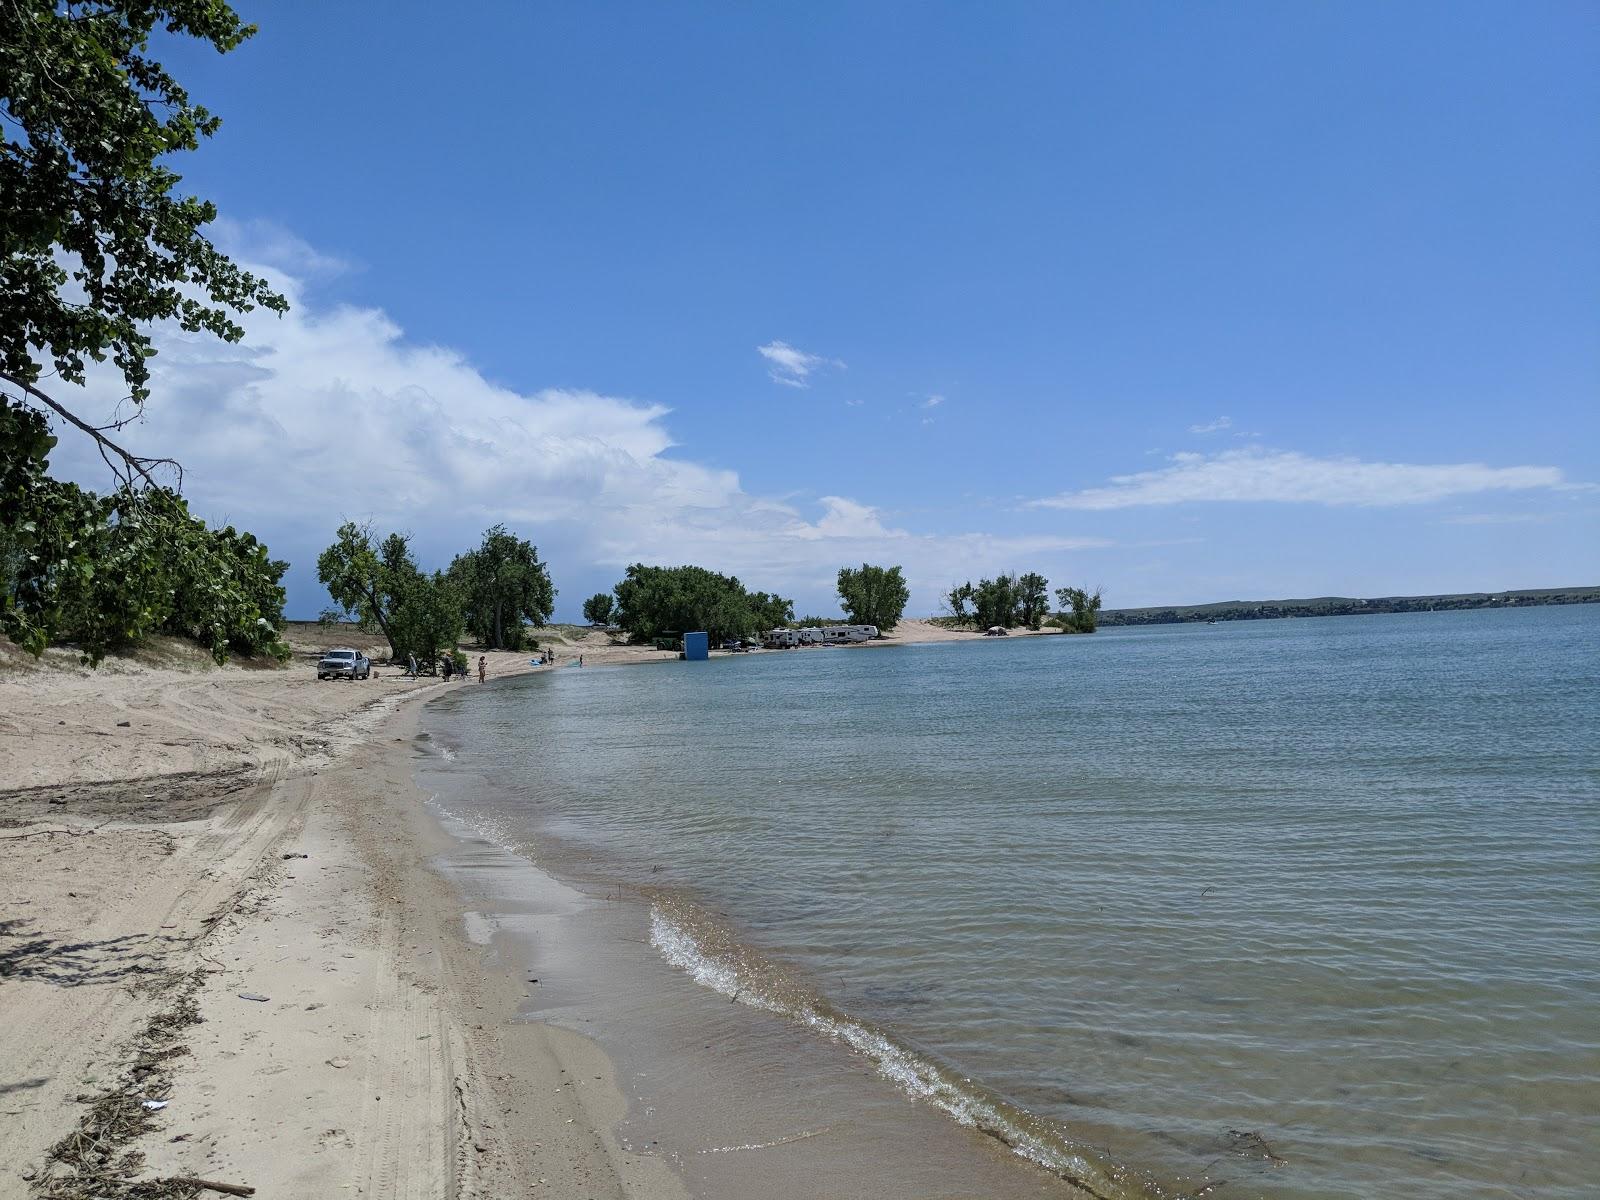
[434,606,1600,1199]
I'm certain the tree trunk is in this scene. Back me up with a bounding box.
[364,585,399,659]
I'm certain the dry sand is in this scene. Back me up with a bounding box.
[882,618,1053,644]
[0,626,688,1200]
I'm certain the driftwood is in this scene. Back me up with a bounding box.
[171,1179,256,1197]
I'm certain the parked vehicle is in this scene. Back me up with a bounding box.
[317,648,372,679]
[822,624,879,643]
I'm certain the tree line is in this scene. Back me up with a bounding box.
[316,523,554,665]
[585,564,794,646]
[587,562,916,645]
[584,561,1104,645]
[944,574,1103,633]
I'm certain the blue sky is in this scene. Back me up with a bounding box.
[58,1,1599,617]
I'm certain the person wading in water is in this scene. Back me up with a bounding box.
[477,655,487,684]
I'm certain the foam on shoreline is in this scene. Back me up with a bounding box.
[413,711,1138,1200]
[648,899,1166,1200]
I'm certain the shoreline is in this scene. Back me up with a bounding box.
[413,685,1112,1200]
[418,605,1600,1200]
[0,637,681,1198]
[0,614,1138,1199]
[10,609,1585,1196]
[1,624,1090,1199]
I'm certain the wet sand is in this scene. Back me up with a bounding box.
[420,753,1097,1200]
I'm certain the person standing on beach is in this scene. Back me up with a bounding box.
[407,652,417,679]
[477,655,487,684]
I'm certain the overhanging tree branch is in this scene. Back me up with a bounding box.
[0,369,181,489]
[2,0,285,475]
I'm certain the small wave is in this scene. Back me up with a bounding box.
[426,793,517,854]
[700,1126,831,1154]
[649,904,1167,1200]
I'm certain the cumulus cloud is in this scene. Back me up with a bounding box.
[757,340,844,388]
[40,253,1105,615]
[922,394,945,408]
[1030,447,1575,510]
[1188,415,1232,434]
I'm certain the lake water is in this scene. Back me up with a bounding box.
[424,605,1599,1199]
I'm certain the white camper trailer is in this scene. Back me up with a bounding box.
[822,625,879,643]
[767,625,879,648]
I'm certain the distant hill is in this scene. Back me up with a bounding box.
[1098,586,1600,627]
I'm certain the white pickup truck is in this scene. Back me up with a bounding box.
[316,648,372,680]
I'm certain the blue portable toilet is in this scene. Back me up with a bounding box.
[683,631,709,661]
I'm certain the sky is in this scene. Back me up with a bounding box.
[49,1,1600,618]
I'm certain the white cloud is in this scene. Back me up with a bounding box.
[1030,447,1576,510]
[211,217,353,279]
[757,340,844,388]
[1188,415,1232,434]
[1439,512,1555,526]
[922,394,945,408]
[810,496,894,540]
[38,250,1105,615]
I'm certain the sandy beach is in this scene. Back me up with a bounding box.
[0,624,697,1200]
[0,617,1032,1199]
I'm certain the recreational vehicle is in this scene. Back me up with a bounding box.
[765,625,880,648]
[822,625,879,643]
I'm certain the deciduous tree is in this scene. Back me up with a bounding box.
[748,590,796,632]
[582,592,614,626]
[317,523,400,655]
[835,564,908,632]
[1055,586,1103,633]
[610,564,791,645]
[2,395,289,663]
[387,570,463,665]
[1016,572,1051,628]
[944,582,975,623]
[316,524,468,661]
[448,526,554,650]
[971,575,1021,630]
